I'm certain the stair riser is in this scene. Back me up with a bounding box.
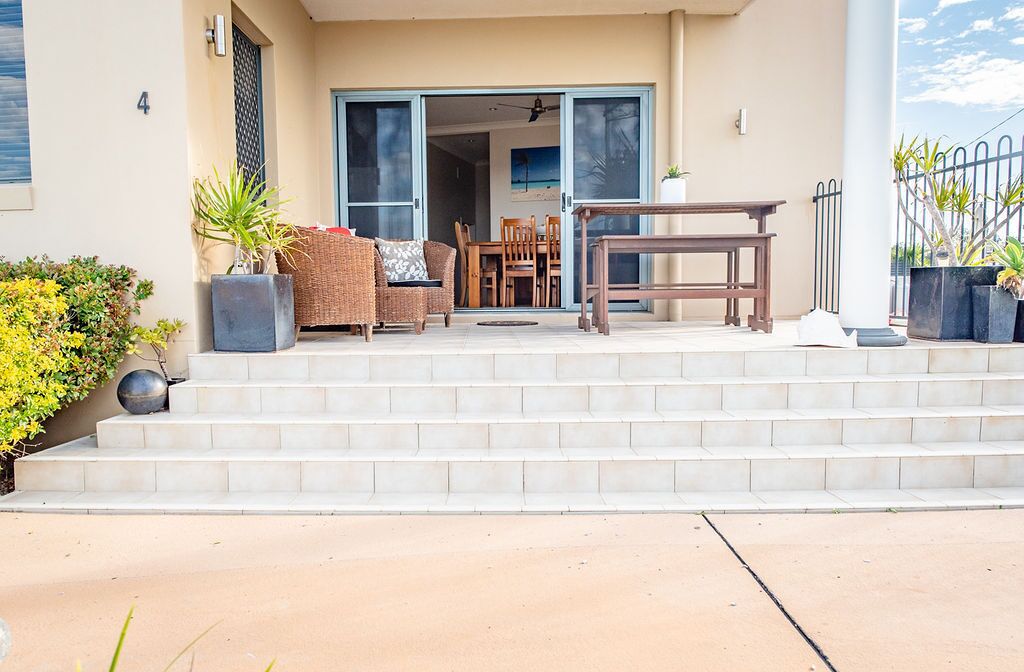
[96,415,1024,450]
[16,454,1024,494]
[187,346,1024,383]
[168,379,1024,414]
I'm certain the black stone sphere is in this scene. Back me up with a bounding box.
[117,369,169,415]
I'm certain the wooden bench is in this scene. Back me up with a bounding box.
[572,202,785,335]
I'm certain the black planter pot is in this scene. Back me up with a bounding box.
[212,274,295,352]
[117,369,169,415]
[907,266,1001,340]
[1015,301,1024,343]
[972,286,1018,343]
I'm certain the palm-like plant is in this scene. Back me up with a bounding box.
[192,165,299,274]
[894,136,1024,266]
[988,237,1024,299]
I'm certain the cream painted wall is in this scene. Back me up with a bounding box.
[0,0,193,445]
[679,0,846,318]
[312,14,672,268]
[312,7,846,319]
[0,0,318,446]
[488,124,561,240]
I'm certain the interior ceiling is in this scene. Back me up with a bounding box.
[299,0,754,21]
[428,133,491,164]
[426,95,560,128]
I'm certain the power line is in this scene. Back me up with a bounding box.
[965,106,1024,146]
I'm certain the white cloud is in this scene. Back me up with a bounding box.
[900,17,929,34]
[932,0,975,16]
[958,17,998,37]
[1013,36,1024,45]
[903,51,1024,109]
[1002,6,1024,22]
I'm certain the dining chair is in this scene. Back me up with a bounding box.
[454,220,497,308]
[543,215,562,308]
[499,216,539,307]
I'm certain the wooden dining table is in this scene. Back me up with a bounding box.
[466,240,553,308]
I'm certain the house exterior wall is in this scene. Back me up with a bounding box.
[0,0,318,446]
[311,2,846,319]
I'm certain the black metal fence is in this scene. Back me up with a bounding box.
[812,179,842,313]
[813,134,1024,320]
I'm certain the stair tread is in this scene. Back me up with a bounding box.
[3,487,1023,513]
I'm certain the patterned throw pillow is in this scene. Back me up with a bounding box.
[375,239,429,283]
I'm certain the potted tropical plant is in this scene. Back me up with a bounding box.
[193,165,300,352]
[659,164,690,203]
[117,318,186,414]
[979,237,1024,343]
[895,136,1024,340]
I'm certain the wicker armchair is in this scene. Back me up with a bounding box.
[276,229,377,342]
[373,240,457,327]
[372,250,428,334]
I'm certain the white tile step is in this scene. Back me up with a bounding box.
[167,375,1024,414]
[2,488,1023,514]
[95,409,1024,450]
[15,437,1024,494]
[185,345,1024,383]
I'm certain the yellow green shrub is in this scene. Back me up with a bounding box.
[0,278,84,452]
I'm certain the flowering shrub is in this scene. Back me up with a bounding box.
[0,256,152,403]
[0,279,84,451]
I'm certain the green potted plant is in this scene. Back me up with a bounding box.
[193,165,300,352]
[976,237,1024,343]
[659,164,690,203]
[117,318,186,414]
[895,136,1024,340]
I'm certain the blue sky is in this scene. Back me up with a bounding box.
[898,0,1024,146]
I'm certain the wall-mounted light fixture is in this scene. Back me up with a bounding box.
[735,108,748,136]
[206,14,226,57]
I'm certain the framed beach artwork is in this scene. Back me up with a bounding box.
[511,146,560,202]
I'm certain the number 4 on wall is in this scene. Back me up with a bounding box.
[137,91,150,115]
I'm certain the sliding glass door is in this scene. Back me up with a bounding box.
[335,95,424,239]
[562,91,650,308]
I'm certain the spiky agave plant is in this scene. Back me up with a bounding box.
[988,237,1024,299]
[192,164,299,274]
[893,136,1024,266]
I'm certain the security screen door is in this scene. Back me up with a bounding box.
[562,92,649,307]
[336,95,424,239]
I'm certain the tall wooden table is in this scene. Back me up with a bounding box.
[572,201,785,334]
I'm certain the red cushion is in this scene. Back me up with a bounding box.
[326,227,354,236]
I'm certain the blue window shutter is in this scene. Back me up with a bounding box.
[0,0,30,183]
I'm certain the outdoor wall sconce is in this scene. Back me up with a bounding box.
[735,108,748,136]
[206,14,227,57]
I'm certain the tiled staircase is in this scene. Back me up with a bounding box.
[5,341,1024,513]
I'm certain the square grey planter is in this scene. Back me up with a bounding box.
[212,274,295,352]
[972,286,1018,343]
[907,266,1000,340]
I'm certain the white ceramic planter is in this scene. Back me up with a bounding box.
[659,177,687,203]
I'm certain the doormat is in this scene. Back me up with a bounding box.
[476,320,539,327]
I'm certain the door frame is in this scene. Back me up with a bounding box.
[331,86,654,311]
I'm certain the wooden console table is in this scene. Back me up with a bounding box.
[572,201,785,335]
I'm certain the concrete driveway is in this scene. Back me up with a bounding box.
[0,510,1020,671]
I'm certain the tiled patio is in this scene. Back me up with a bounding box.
[4,319,1024,514]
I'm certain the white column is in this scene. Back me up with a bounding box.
[837,0,905,345]
[668,9,685,321]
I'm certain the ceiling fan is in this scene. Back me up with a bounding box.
[497,97,560,123]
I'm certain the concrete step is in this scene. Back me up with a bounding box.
[14,436,1024,495]
[95,409,1024,451]
[2,487,1023,514]
[186,345,1024,383]
[168,374,1024,415]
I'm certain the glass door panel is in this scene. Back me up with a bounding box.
[337,97,423,239]
[563,94,648,306]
